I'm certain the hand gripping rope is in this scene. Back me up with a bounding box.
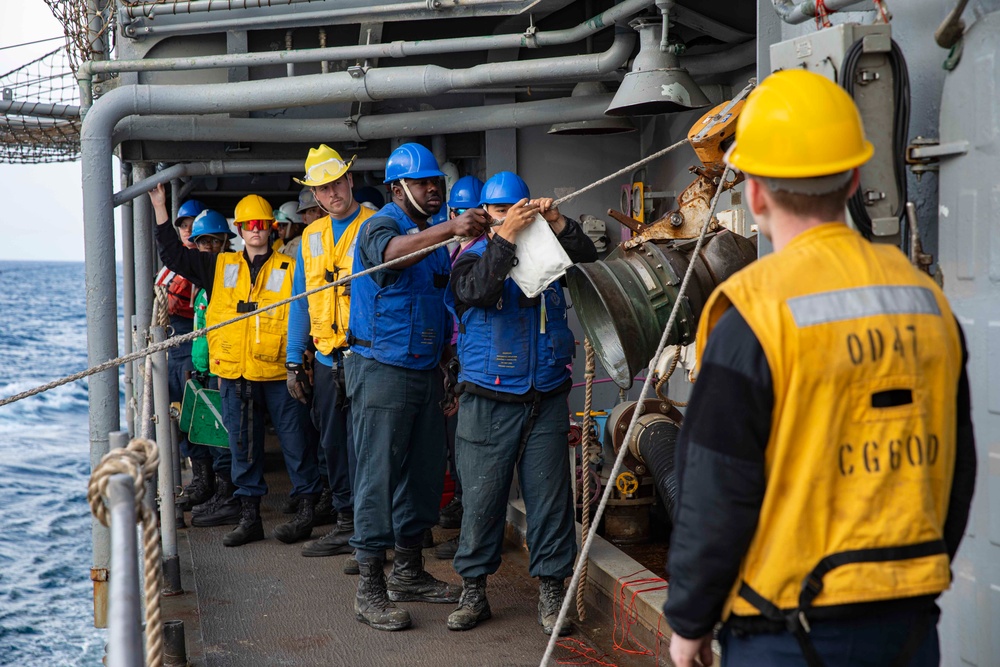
[0,136,692,410]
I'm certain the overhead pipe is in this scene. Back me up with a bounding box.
[122,0,540,38]
[80,26,635,460]
[113,94,615,148]
[121,0,528,20]
[113,158,388,206]
[771,0,868,24]
[80,0,654,108]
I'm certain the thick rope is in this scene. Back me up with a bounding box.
[87,438,163,667]
[654,345,687,407]
[576,338,597,621]
[0,136,693,410]
[153,285,170,327]
[539,166,734,665]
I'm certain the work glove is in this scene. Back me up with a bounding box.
[285,362,312,404]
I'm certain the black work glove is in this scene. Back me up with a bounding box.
[285,362,312,404]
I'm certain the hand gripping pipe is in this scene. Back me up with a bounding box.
[80,0,654,108]
[79,27,634,475]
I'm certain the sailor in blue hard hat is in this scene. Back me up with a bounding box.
[345,142,487,632]
[445,170,597,635]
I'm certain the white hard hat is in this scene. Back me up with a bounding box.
[277,201,303,224]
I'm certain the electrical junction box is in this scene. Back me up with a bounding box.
[770,23,901,245]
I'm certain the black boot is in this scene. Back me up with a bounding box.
[222,497,264,547]
[537,577,574,636]
[422,528,435,549]
[191,476,240,527]
[191,473,226,517]
[355,557,411,631]
[279,495,299,515]
[438,496,463,529]
[343,551,360,575]
[387,545,461,603]
[302,508,354,557]
[313,487,335,526]
[447,576,491,631]
[273,494,318,544]
[177,459,215,511]
[431,536,458,560]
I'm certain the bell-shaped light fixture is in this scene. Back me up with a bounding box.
[605,18,710,117]
[548,82,637,135]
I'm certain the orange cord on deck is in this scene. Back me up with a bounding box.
[611,570,669,657]
[555,638,618,667]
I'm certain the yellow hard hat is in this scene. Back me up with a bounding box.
[294,144,356,187]
[726,70,874,179]
[234,194,274,224]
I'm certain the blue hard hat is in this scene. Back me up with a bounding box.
[190,209,236,240]
[176,199,207,222]
[383,143,445,184]
[479,171,530,206]
[447,175,485,210]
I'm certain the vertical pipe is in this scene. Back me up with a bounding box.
[151,326,183,595]
[109,430,130,451]
[120,164,136,437]
[84,96,121,635]
[133,163,154,366]
[106,474,143,667]
[285,31,295,77]
[170,177,180,225]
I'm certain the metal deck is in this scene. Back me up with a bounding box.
[167,450,651,667]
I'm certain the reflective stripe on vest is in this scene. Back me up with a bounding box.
[347,203,451,370]
[205,251,295,381]
[694,223,962,619]
[301,207,372,355]
[451,238,575,394]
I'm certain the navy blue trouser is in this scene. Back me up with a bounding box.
[345,354,446,561]
[453,391,576,580]
[312,359,356,512]
[168,316,212,462]
[219,378,322,498]
[719,608,940,667]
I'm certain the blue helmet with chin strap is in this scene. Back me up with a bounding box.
[190,209,235,240]
[447,176,485,210]
[479,171,530,206]
[176,199,207,223]
[383,143,445,184]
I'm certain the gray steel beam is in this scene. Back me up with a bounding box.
[113,158,388,207]
[112,94,615,156]
[106,474,143,667]
[119,163,136,437]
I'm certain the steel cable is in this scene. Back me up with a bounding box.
[539,166,734,665]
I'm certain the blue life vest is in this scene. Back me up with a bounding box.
[348,203,452,370]
[450,237,575,394]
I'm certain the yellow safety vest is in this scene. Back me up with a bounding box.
[696,223,962,620]
[300,207,373,355]
[206,251,295,382]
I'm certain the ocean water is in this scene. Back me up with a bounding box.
[0,261,111,665]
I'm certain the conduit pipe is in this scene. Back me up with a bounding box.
[80,27,635,460]
[80,0,653,108]
[122,0,538,38]
[113,158,388,206]
[121,0,527,20]
[771,0,868,24]
[112,94,615,150]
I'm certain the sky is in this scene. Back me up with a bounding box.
[0,1,108,262]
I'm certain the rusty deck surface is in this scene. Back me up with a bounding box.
[171,450,652,667]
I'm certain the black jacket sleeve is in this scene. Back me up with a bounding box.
[155,222,218,299]
[663,306,771,639]
[944,322,976,560]
[450,234,517,316]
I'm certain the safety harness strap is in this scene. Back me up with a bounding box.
[738,539,948,667]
